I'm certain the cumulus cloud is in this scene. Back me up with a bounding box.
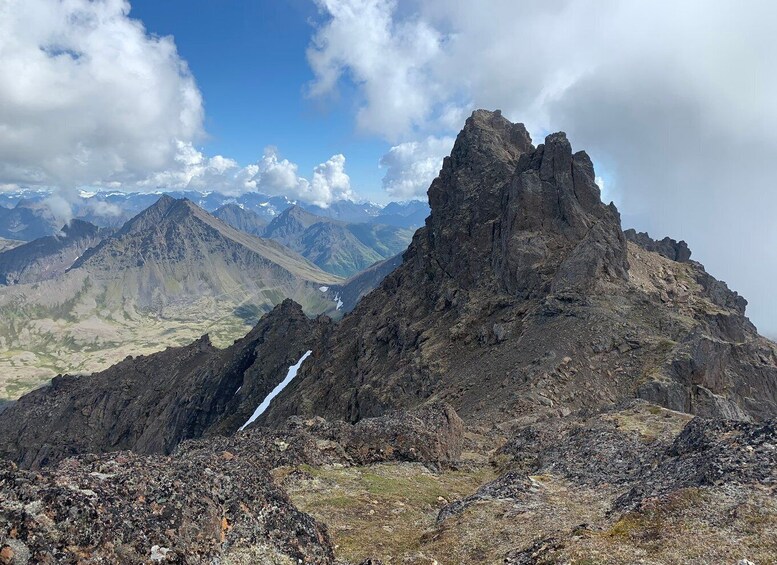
[307,0,445,140]
[380,136,454,199]
[136,144,353,208]
[307,0,777,334]
[256,149,354,207]
[0,0,204,188]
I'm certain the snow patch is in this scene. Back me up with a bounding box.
[319,286,329,292]
[334,293,343,310]
[238,350,312,431]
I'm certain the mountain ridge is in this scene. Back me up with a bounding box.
[0,197,342,397]
[263,204,413,277]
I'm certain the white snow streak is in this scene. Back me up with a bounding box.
[319,286,329,292]
[238,350,312,431]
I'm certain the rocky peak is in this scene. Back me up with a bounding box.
[497,131,629,297]
[262,298,308,324]
[419,110,534,290]
[60,219,100,238]
[115,194,178,236]
[418,110,627,297]
[266,204,333,237]
[624,228,692,262]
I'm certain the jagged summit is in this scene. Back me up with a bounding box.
[498,128,629,297]
[399,110,627,299]
[258,110,777,424]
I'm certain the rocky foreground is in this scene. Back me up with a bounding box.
[0,111,775,563]
[0,402,774,563]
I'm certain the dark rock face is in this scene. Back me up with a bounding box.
[259,110,777,426]
[0,300,332,469]
[497,132,629,298]
[0,220,110,285]
[624,228,691,262]
[285,402,464,466]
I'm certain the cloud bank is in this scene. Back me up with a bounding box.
[138,144,353,208]
[0,0,203,188]
[308,0,777,334]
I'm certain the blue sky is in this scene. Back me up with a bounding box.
[130,0,392,202]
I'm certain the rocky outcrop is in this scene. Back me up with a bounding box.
[439,402,775,526]
[177,402,463,473]
[0,300,332,469]
[0,444,335,564]
[285,402,464,466]
[497,131,629,298]
[0,401,467,561]
[0,220,110,285]
[614,415,777,510]
[624,228,691,262]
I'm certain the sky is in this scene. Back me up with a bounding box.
[0,0,775,334]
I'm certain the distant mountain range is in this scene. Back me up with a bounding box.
[212,203,267,236]
[0,189,430,234]
[0,200,58,240]
[261,205,412,277]
[0,220,112,286]
[0,196,345,398]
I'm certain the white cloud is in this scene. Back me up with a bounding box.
[312,154,354,203]
[308,0,444,140]
[307,0,777,335]
[256,149,353,208]
[133,144,353,207]
[0,0,204,188]
[379,136,454,199]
